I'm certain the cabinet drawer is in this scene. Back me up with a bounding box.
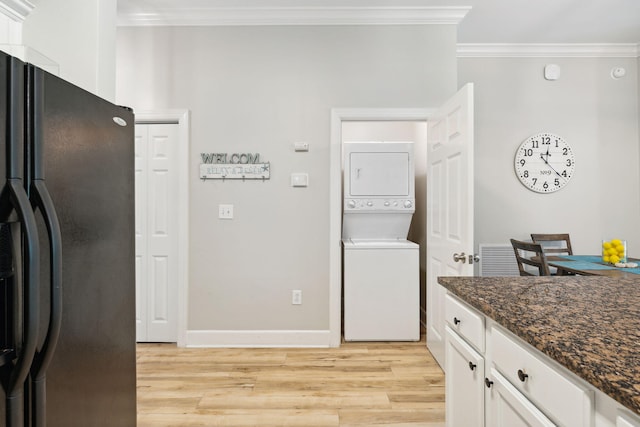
[445,294,484,353]
[491,326,593,427]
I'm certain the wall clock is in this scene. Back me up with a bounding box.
[514,132,575,193]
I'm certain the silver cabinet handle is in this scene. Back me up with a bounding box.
[468,254,480,264]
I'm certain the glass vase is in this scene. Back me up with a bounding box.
[602,239,627,264]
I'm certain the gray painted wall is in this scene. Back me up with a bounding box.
[116,25,457,332]
[458,56,640,257]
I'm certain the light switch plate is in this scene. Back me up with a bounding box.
[291,173,309,187]
[294,141,309,152]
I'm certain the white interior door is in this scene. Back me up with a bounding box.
[135,123,179,342]
[426,83,474,368]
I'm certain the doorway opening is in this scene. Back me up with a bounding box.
[329,109,432,347]
[341,121,428,340]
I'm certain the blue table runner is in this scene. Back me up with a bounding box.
[554,255,640,275]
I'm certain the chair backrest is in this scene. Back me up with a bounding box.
[510,238,552,276]
[530,233,573,256]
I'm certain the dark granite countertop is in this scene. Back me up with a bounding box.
[438,276,640,416]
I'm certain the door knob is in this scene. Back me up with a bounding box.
[453,252,466,263]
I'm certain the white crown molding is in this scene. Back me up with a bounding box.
[117,5,470,27]
[457,43,640,58]
[0,0,34,22]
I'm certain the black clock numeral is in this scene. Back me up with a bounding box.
[523,148,534,157]
[554,178,560,186]
[541,136,551,145]
[523,170,529,178]
[562,147,568,155]
[543,181,549,189]
[561,170,567,177]
[566,159,572,167]
[532,177,537,185]
[519,159,526,166]
[532,140,539,148]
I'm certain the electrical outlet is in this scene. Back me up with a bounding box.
[218,204,233,219]
[292,290,302,305]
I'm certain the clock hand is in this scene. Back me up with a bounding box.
[539,146,551,162]
[539,154,565,180]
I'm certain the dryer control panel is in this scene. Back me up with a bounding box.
[344,198,414,211]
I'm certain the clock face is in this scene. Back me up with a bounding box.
[514,133,575,193]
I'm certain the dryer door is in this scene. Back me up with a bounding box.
[349,152,410,196]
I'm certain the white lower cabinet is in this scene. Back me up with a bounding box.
[445,325,485,427]
[443,291,640,427]
[486,368,555,427]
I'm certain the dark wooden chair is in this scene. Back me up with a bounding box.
[530,233,573,256]
[530,233,574,275]
[510,238,552,276]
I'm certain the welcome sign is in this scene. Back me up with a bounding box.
[199,152,270,180]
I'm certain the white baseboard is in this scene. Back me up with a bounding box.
[185,329,333,348]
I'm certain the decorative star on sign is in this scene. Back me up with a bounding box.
[261,164,270,172]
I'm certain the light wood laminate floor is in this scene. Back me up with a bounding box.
[136,337,445,426]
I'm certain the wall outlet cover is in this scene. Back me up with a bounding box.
[219,204,234,219]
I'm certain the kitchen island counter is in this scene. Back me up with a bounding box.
[438,275,640,417]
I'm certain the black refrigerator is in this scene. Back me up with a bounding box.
[0,50,137,426]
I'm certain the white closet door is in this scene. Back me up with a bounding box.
[135,123,179,342]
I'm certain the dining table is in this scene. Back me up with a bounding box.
[546,255,640,278]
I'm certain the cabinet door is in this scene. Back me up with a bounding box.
[445,326,484,427]
[486,368,556,427]
[618,412,640,427]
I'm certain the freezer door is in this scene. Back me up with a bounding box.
[0,51,43,427]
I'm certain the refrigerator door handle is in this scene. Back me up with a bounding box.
[3,56,41,427]
[27,64,64,427]
[5,179,40,427]
[29,180,62,427]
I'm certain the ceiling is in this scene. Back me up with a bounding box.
[116,0,640,44]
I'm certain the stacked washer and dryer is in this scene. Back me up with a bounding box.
[342,141,419,341]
